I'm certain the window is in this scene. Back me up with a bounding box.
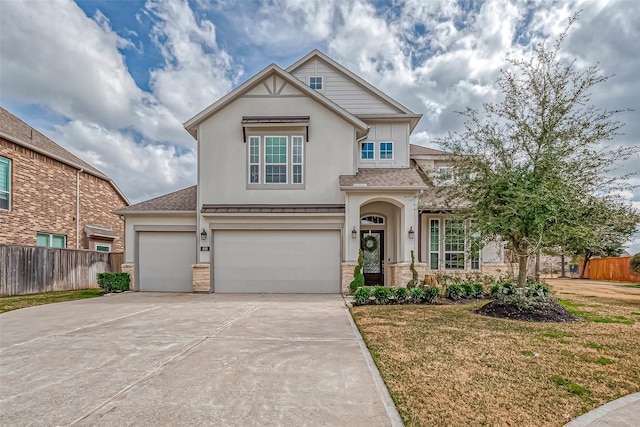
[96,245,110,252]
[249,136,260,183]
[308,76,323,90]
[0,156,10,210]
[379,142,393,159]
[36,233,66,248]
[361,142,374,160]
[361,215,384,225]
[247,135,305,185]
[429,219,440,270]
[437,166,454,183]
[444,220,465,270]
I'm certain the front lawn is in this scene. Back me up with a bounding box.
[0,289,102,314]
[351,294,640,426]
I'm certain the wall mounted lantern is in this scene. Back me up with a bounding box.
[351,226,357,239]
[408,226,415,239]
[201,228,208,241]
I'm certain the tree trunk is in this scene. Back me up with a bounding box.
[560,254,567,278]
[580,255,591,279]
[534,251,540,282]
[517,254,528,287]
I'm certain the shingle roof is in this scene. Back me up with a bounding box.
[410,144,448,156]
[418,185,469,211]
[114,186,196,213]
[339,168,427,190]
[0,107,107,179]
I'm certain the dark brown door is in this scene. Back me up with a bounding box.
[361,231,384,286]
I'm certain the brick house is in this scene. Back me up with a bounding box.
[0,108,129,252]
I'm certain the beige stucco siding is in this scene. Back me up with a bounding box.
[292,58,401,115]
[197,95,356,206]
[122,214,197,263]
[358,121,410,168]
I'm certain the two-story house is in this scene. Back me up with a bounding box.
[115,50,506,293]
[0,108,129,252]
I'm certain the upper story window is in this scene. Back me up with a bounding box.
[248,135,304,186]
[437,166,454,181]
[380,142,393,159]
[37,232,66,248]
[0,156,10,211]
[308,76,323,90]
[361,142,375,160]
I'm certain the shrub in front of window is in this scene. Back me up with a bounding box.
[394,286,409,303]
[445,284,465,300]
[97,272,130,293]
[473,283,484,297]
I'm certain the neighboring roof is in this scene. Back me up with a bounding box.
[183,64,369,138]
[287,50,416,115]
[114,186,196,214]
[410,144,448,156]
[418,185,469,211]
[84,224,116,239]
[339,168,427,190]
[0,108,130,205]
[201,204,345,214]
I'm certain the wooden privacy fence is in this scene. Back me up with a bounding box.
[582,256,640,282]
[0,245,125,296]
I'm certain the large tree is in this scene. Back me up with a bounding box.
[438,14,639,286]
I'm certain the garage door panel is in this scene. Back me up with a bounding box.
[214,230,340,293]
[138,232,195,292]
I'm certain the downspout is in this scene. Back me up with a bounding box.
[76,169,83,249]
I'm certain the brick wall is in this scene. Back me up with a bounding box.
[0,138,127,250]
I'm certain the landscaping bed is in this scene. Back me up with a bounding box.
[351,293,640,426]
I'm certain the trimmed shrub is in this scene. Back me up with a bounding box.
[353,286,372,305]
[350,249,365,294]
[445,284,465,300]
[407,250,419,288]
[373,285,393,304]
[410,287,426,303]
[461,283,475,298]
[423,286,440,304]
[97,272,130,292]
[489,284,501,298]
[501,282,516,295]
[473,283,484,297]
[394,287,409,303]
[527,282,550,297]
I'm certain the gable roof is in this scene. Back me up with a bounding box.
[410,144,448,156]
[0,108,130,205]
[183,64,369,139]
[114,185,196,214]
[287,50,417,116]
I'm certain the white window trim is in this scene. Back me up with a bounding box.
[0,156,10,211]
[37,232,67,248]
[437,166,454,184]
[360,141,375,160]
[444,219,465,270]
[247,134,305,187]
[428,218,440,270]
[379,141,394,160]
[292,136,304,184]
[248,136,260,184]
[308,75,323,91]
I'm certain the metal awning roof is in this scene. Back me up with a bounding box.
[241,116,310,142]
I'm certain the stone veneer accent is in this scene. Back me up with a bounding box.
[387,262,429,288]
[192,264,211,293]
[121,263,135,291]
[341,262,357,294]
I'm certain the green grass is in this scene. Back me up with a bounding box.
[586,342,605,350]
[0,289,102,314]
[522,350,535,356]
[551,375,591,400]
[559,300,635,325]
[596,357,614,365]
[539,330,576,339]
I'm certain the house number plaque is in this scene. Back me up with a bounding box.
[200,246,210,251]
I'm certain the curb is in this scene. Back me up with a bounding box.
[563,393,640,426]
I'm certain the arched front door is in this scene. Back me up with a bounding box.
[360,215,385,286]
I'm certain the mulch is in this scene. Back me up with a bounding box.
[476,298,579,322]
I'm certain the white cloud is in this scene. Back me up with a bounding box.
[50,121,196,203]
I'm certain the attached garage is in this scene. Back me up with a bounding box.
[137,231,195,292]
[213,229,341,293]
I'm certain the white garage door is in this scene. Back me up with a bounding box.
[138,231,195,292]
[213,229,340,293]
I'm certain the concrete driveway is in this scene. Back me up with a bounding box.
[0,293,401,426]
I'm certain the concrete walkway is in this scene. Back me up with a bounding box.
[0,293,402,426]
[564,393,640,427]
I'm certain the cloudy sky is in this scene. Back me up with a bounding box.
[1,0,638,251]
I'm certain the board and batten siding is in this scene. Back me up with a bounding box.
[291,58,402,115]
